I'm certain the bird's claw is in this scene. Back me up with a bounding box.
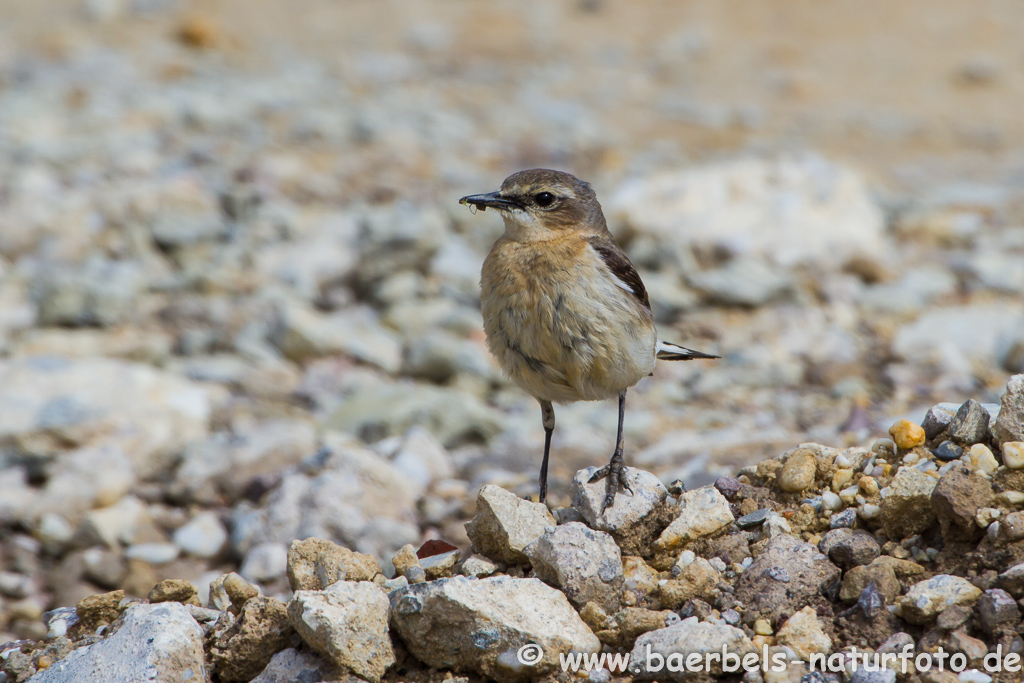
[588,462,633,513]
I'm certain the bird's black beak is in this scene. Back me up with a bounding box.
[459,191,519,212]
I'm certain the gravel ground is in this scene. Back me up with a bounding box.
[1,1,1024,680]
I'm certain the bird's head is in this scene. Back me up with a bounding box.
[460,168,607,242]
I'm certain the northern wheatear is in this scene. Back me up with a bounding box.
[461,169,719,510]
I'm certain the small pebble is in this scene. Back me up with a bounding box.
[935,440,964,461]
[889,419,925,450]
[821,491,842,511]
[405,566,426,584]
[832,469,854,491]
[839,485,860,505]
[1001,442,1024,469]
[830,509,857,529]
[753,618,772,636]
[737,508,771,529]
[858,504,881,520]
[975,508,1002,527]
[959,670,992,683]
[965,444,998,475]
[996,491,1024,506]
[858,476,879,496]
[383,576,409,592]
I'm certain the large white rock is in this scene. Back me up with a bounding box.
[390,576,600,683]
[30,602,207,682]
[287,581,395,683]
[609,155,886,268]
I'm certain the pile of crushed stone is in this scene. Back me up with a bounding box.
[3,376,1024,683]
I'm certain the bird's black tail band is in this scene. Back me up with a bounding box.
[656,340,720,361]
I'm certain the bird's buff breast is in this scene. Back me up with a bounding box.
[480,236,656,403]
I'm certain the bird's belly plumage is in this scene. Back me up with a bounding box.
[480,237,656,404]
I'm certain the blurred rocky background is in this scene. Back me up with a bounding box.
[1,0,1024,643]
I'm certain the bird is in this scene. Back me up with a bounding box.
[460,168,719,511]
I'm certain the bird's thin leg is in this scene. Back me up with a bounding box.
[588,390,633,511]
[538,400,555,504]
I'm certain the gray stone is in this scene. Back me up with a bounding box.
[608,156,885,269]
[171,419,317,504]
[525,522,623,613]
[29,603,207,682]
[402,330,496,383]
[893,305,1024,374]
[239,542,289,583]
[654,486,734,552]
[829,509,857,529]
[287,581,395,683]
[251,648,355,683]
[993,375,1024,445]
[947,400,991,447]
[737,508,771,529]
[934,440,963,461]
[273,303,402,373]
[880,466,938,540]
[876,632,914,656]
[389,576,599,683]
[977,588,1020,634]
[457,554,501,578]
[0,358,212,484]
[172,512,227,559]
[689,257,793,307]
[733,534,841,623]
[997,562,1024,597]
[850,669,896,683]
[231,444,420,563]
[465,485,554,565]
[930,464,991,542]
[629,618,757,680]
[819,529,879,569]
[897,574,982,624]
[323,382,504,448]
[382,426,455,499]
[34,257,146,328]
[570,467,670,555]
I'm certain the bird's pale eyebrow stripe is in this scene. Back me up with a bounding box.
[587,237,651,311]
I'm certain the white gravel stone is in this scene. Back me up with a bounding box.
[173,512,228,559]
[240,542,289,583]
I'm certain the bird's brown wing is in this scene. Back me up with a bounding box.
[587,235,651,312]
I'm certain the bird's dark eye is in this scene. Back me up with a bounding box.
[534,192,555,208]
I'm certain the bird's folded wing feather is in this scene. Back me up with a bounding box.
[587,235,651,312]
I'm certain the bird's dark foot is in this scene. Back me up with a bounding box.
[588,458,633,512]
